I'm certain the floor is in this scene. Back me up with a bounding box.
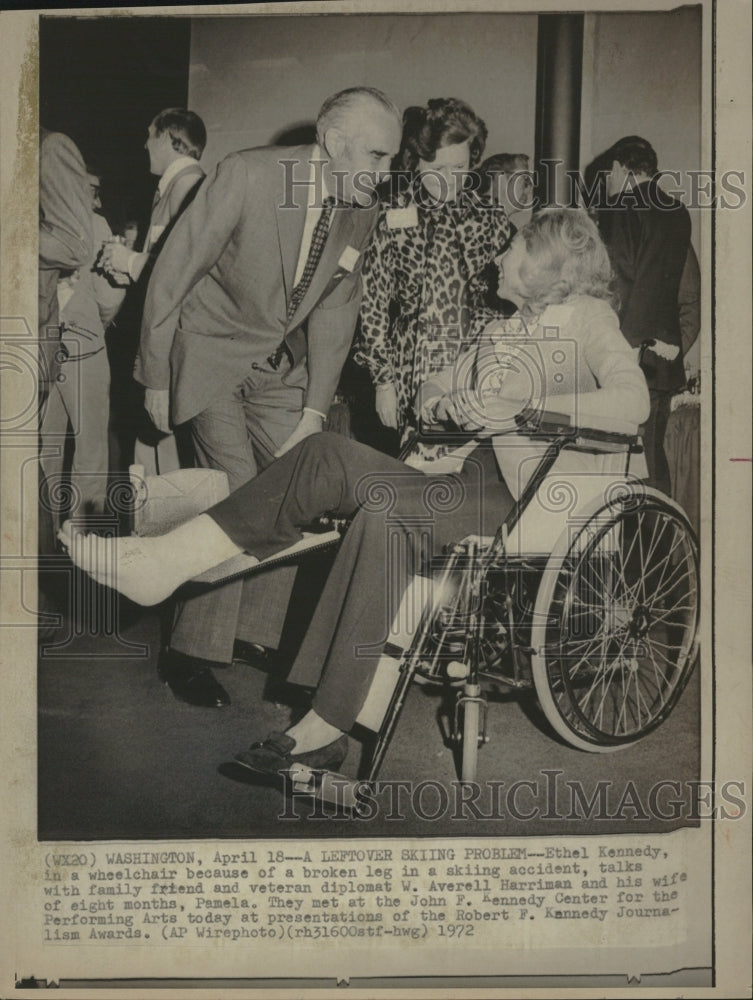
[37,565,701,842]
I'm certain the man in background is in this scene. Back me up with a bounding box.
[478,152,534,228]
[599,135,692,495]
[102,108,207,475]
[136,87,402,708]
[38,129,93,403]
[38,130,94,571]
[40,167,125,532]
[37,130,95,635]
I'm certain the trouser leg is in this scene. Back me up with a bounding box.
[62,348,111,516]
[208,432,408,558]
[134,434,181,477]
[39,381,68,534]
[233,369,307,649]
[208,437,509,730]
[217,442,509,732]
[170,388,259,664]
[643,389,673,496]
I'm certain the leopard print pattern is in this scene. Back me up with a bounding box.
[356,189,513,450]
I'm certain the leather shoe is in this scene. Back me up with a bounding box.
[161,650,230,708]
[235,731,348,775]
[232,639,268,664]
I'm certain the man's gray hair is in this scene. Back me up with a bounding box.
[316,87,401,142]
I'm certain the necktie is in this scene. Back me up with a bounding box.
[287,197,335,321]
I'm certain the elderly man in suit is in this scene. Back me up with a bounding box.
[101,108,207,475]
[136,87,402,707]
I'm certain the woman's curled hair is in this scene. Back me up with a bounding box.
[516,208,614,315]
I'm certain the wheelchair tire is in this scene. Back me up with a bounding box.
[530,487,699,752]
[461,696,480,782]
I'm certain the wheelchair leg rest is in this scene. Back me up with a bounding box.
[287,765,368,814]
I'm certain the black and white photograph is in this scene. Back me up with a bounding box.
[0,1,750,995]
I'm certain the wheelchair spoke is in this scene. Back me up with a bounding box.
[646,635,692,655]
[642,529,689,595]
[649,602,697,629]
[532,497,699,747]
[650,563,697,609]
[611,521,646,609]
[641,509,670,567]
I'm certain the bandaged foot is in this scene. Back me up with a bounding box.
[58,514,246,606]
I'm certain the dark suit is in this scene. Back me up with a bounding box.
[599,177,691,493]
[137,145,379,662]
[130,158,205,473]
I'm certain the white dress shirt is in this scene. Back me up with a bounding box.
[293,144,333,287]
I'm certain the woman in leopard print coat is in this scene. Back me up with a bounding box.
[354,98,514,445]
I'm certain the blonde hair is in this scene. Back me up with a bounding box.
[517,208,614,315]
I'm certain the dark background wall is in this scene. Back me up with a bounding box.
[39,16,191,237]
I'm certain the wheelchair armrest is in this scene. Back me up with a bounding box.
[399,428,482,462]
[516,407,640,450]
[515,408,575,438]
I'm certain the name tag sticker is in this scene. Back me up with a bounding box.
[386,206,419,230]
[337,246,360,272]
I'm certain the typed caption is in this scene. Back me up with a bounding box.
[39,836,692,951]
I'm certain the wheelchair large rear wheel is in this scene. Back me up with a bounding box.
[530,488,699,752]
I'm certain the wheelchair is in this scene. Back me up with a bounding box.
[128,407,699,812]
[285,408,699,810]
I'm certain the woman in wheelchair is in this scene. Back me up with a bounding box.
[62,208,651,777]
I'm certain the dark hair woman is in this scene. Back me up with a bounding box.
[355,98,513,457]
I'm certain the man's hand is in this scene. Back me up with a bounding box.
[100,240,132,275]
[274,410,324,458]
[374,382,398,429]
[144,388,172,434]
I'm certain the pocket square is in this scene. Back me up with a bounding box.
[338,246,360,272]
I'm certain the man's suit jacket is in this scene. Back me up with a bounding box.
[136,144,379,426]
[38,129,93,391]
[143,159,205,260]
[128,160,205,324]
[600,177,691,392]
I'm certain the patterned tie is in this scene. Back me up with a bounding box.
[287,197,335,321]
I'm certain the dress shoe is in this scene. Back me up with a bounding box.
[161,649,230,708]
[235,731,348,775]
[232,639,268,664]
